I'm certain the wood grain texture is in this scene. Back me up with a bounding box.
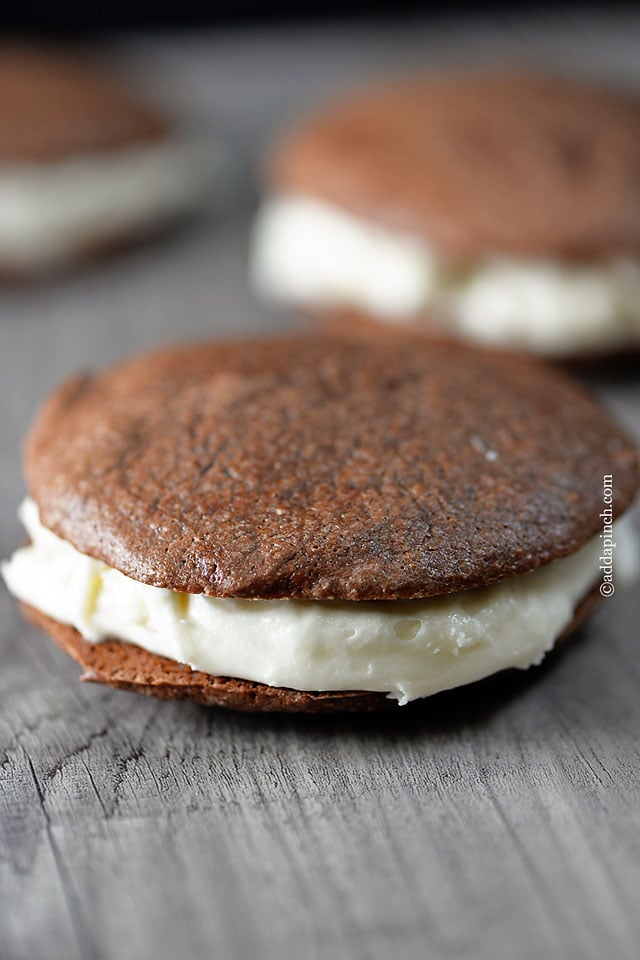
[2,14,640,960]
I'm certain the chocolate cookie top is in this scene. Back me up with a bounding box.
[270,71,640,258]
[26,336,638,600]
[0,46,167,166]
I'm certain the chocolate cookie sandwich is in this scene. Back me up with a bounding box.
[252,70,640,360]
[3,337,639,712]
[0,46,212,277]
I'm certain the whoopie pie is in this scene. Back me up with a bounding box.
[3,336,638,711]
[252,70,640,360]
[0,46,211,277]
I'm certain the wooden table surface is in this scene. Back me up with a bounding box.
[2,14,640,960]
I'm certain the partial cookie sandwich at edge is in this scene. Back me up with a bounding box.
[0,46,213,277]
[252,70,640,360]
[3,336,639,712]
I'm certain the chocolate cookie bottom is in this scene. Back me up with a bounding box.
[20,583,601,713]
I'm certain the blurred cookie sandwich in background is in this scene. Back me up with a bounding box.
[252,70,640,360]
[0,46,213,278]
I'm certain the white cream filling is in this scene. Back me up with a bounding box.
[0,137,213,270]
[4,499,638,703]
[251,196,640,355]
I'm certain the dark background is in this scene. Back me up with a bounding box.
[1,1,614,31]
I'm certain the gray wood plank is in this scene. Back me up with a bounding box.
[2,14,640,960]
